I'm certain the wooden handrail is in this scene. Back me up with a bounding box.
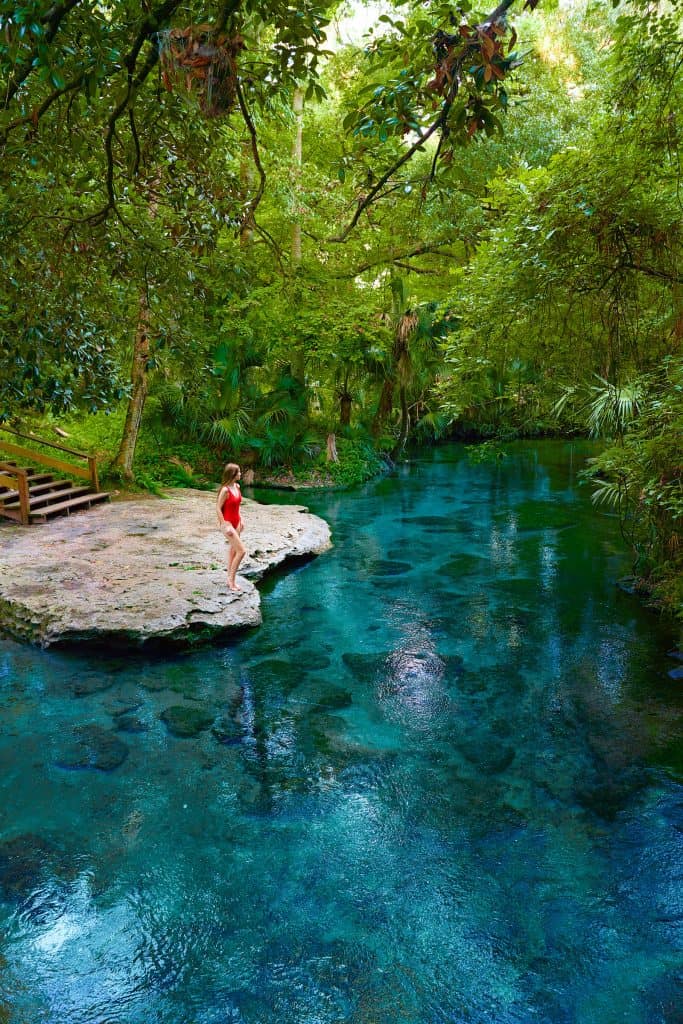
[0,461,30,525]
[0,428,100,498]
[0,425,89,459]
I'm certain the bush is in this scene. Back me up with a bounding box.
[323,438,384,488]
[582,358,683,619]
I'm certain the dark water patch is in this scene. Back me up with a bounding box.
[401,515,453,528]
[370,575,412,592]
[439,553,489,579]
[211,715,243,746]
[574,768,649,822]
[368,559,412,577]
[496,498,579,533]
[312,686,353,710]
[0,834,65,901]
[455,734,516,775]
[115,714,149,734]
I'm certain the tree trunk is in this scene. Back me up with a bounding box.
[114,180,159,481]
[673,280,683,347]
[372,377,395,437]
[340,392,352,427]
[239,137,255,248]
[291,87,303,267]
[372,301,417,440]
[391,384,410,460]
[113,290,151,480]
[290,87,306,395]
[326,433,338,463]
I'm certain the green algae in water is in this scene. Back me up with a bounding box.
[0,442,681,1024]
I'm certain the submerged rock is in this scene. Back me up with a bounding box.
[245,658,302,696]
[368,559,412,577]
[457,736,516,775]
[114,714,149,734]
[104,696,143,717]
[160,705,214,738]
[57,724,129,771]
[314,687,353,710]
[72,674,115,697]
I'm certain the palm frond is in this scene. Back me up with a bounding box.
[591,477,624,508]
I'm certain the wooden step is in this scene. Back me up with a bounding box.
[0,469,54,491]
[30,491,110,522]
[0,477,70,504]
[2,484,93,512]
[0,462,63,480]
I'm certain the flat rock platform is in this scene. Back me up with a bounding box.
[0,489,331,648]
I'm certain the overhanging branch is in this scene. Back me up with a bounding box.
[235,78,267,235]
[330,0,525,243]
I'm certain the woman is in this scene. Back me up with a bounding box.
[216,463,246,592]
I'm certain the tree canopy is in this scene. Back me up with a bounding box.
[0,0,681,612]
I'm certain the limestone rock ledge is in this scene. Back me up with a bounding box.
[0,489,331,649]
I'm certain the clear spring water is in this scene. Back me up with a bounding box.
[0,442,681,1024]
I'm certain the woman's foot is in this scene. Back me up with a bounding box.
[228,581,242,592]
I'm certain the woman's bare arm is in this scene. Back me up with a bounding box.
[216,487,228,529]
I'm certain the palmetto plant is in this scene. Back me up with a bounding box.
[203,408,253,450]
[590,474,629,508]
[553,374,644,441]
[587,377,643,440]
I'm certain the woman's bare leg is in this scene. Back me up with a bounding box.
[228,537,246,591]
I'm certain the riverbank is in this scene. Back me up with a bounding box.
[0,489,331,649]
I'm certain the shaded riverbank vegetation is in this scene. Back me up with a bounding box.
[0,0,681,614]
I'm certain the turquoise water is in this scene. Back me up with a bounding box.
[1,442,681,1024]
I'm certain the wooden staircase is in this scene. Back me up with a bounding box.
[0,428,110,525]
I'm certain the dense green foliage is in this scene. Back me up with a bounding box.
[0,0,681,614]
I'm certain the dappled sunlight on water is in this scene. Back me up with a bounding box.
[0,442,681,1024]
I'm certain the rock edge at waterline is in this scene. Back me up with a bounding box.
[0,489,331,649]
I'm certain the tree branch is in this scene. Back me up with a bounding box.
[234,77,266,235]
[97,43,163,225]
[2,71,87,140]
[481,0,518,28]
[331,239,462,278]
[330,0,524,243]
[329,108,452,243]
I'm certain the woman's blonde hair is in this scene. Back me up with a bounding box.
[222,463,241,485]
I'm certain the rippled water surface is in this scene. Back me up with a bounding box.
[1,442,681,1024]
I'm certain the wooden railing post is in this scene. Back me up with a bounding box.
[17,471,30,526]
[88,456,100,493]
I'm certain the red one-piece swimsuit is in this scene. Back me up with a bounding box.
[222,486,242,528]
